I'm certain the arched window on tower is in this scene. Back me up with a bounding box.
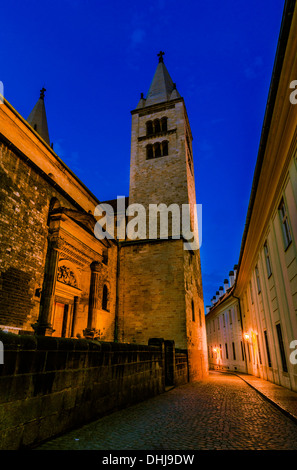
[161,117,167,132]
[154,119,161,133]
[146,144,154,160]
[146,121,153,136]
[154,142,161,158]
[162,140,168,156]
[102,284,109,311]
[191,300,195,322]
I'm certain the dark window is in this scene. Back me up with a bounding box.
[162,140,168,156]
[279,199,292,249]
[161,117,167,132]
[154,119,161,133]
[102,284,109,311]
[146,144,154,159]
[154,142,161,158]
[232,342,236,360]
[249,281,254,305]
[61,304,69,338]
[146,117,168,137]
[146,121,153,135]
[264,330,272,367]
[276,323,288,373]
[225,343,228,359]
[199,308,202,327]
[264,241,272,277]
[191,300,195,321]
[255,265,261,293]
[240,341,245,361]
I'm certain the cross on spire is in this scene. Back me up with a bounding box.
[40,87,46,100]
[157,51,165,63]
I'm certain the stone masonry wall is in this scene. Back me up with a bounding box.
[118,239,187,348]
[0,140,75,331]
[0,331,165,450]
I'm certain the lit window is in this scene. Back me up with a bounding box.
[279,199,292,249]
[264,241,272,277]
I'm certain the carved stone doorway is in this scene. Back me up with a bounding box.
[53,301,71,337]
[51,262,82,338]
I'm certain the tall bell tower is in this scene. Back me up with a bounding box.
[118,53,208,381]
[129,51,197,227]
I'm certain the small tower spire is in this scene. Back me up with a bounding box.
[27,87,50,145]
[143,52,180,106]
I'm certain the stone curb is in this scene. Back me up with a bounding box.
[233,373,297,426]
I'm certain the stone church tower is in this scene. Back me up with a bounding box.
[118,53,208,381]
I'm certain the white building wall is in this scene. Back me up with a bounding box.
[240,154,297,390]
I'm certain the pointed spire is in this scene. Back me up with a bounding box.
[144,52,181,107]
[27,88,50,145]
[136,92,146,109]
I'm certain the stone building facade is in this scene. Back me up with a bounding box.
[0,54,208,381]
[206,0,297,392]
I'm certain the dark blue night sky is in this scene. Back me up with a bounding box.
[0,0,285,309]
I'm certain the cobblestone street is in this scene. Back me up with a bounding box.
[35,372,297,451]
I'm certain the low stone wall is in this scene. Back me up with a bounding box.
[0,331,165,450]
